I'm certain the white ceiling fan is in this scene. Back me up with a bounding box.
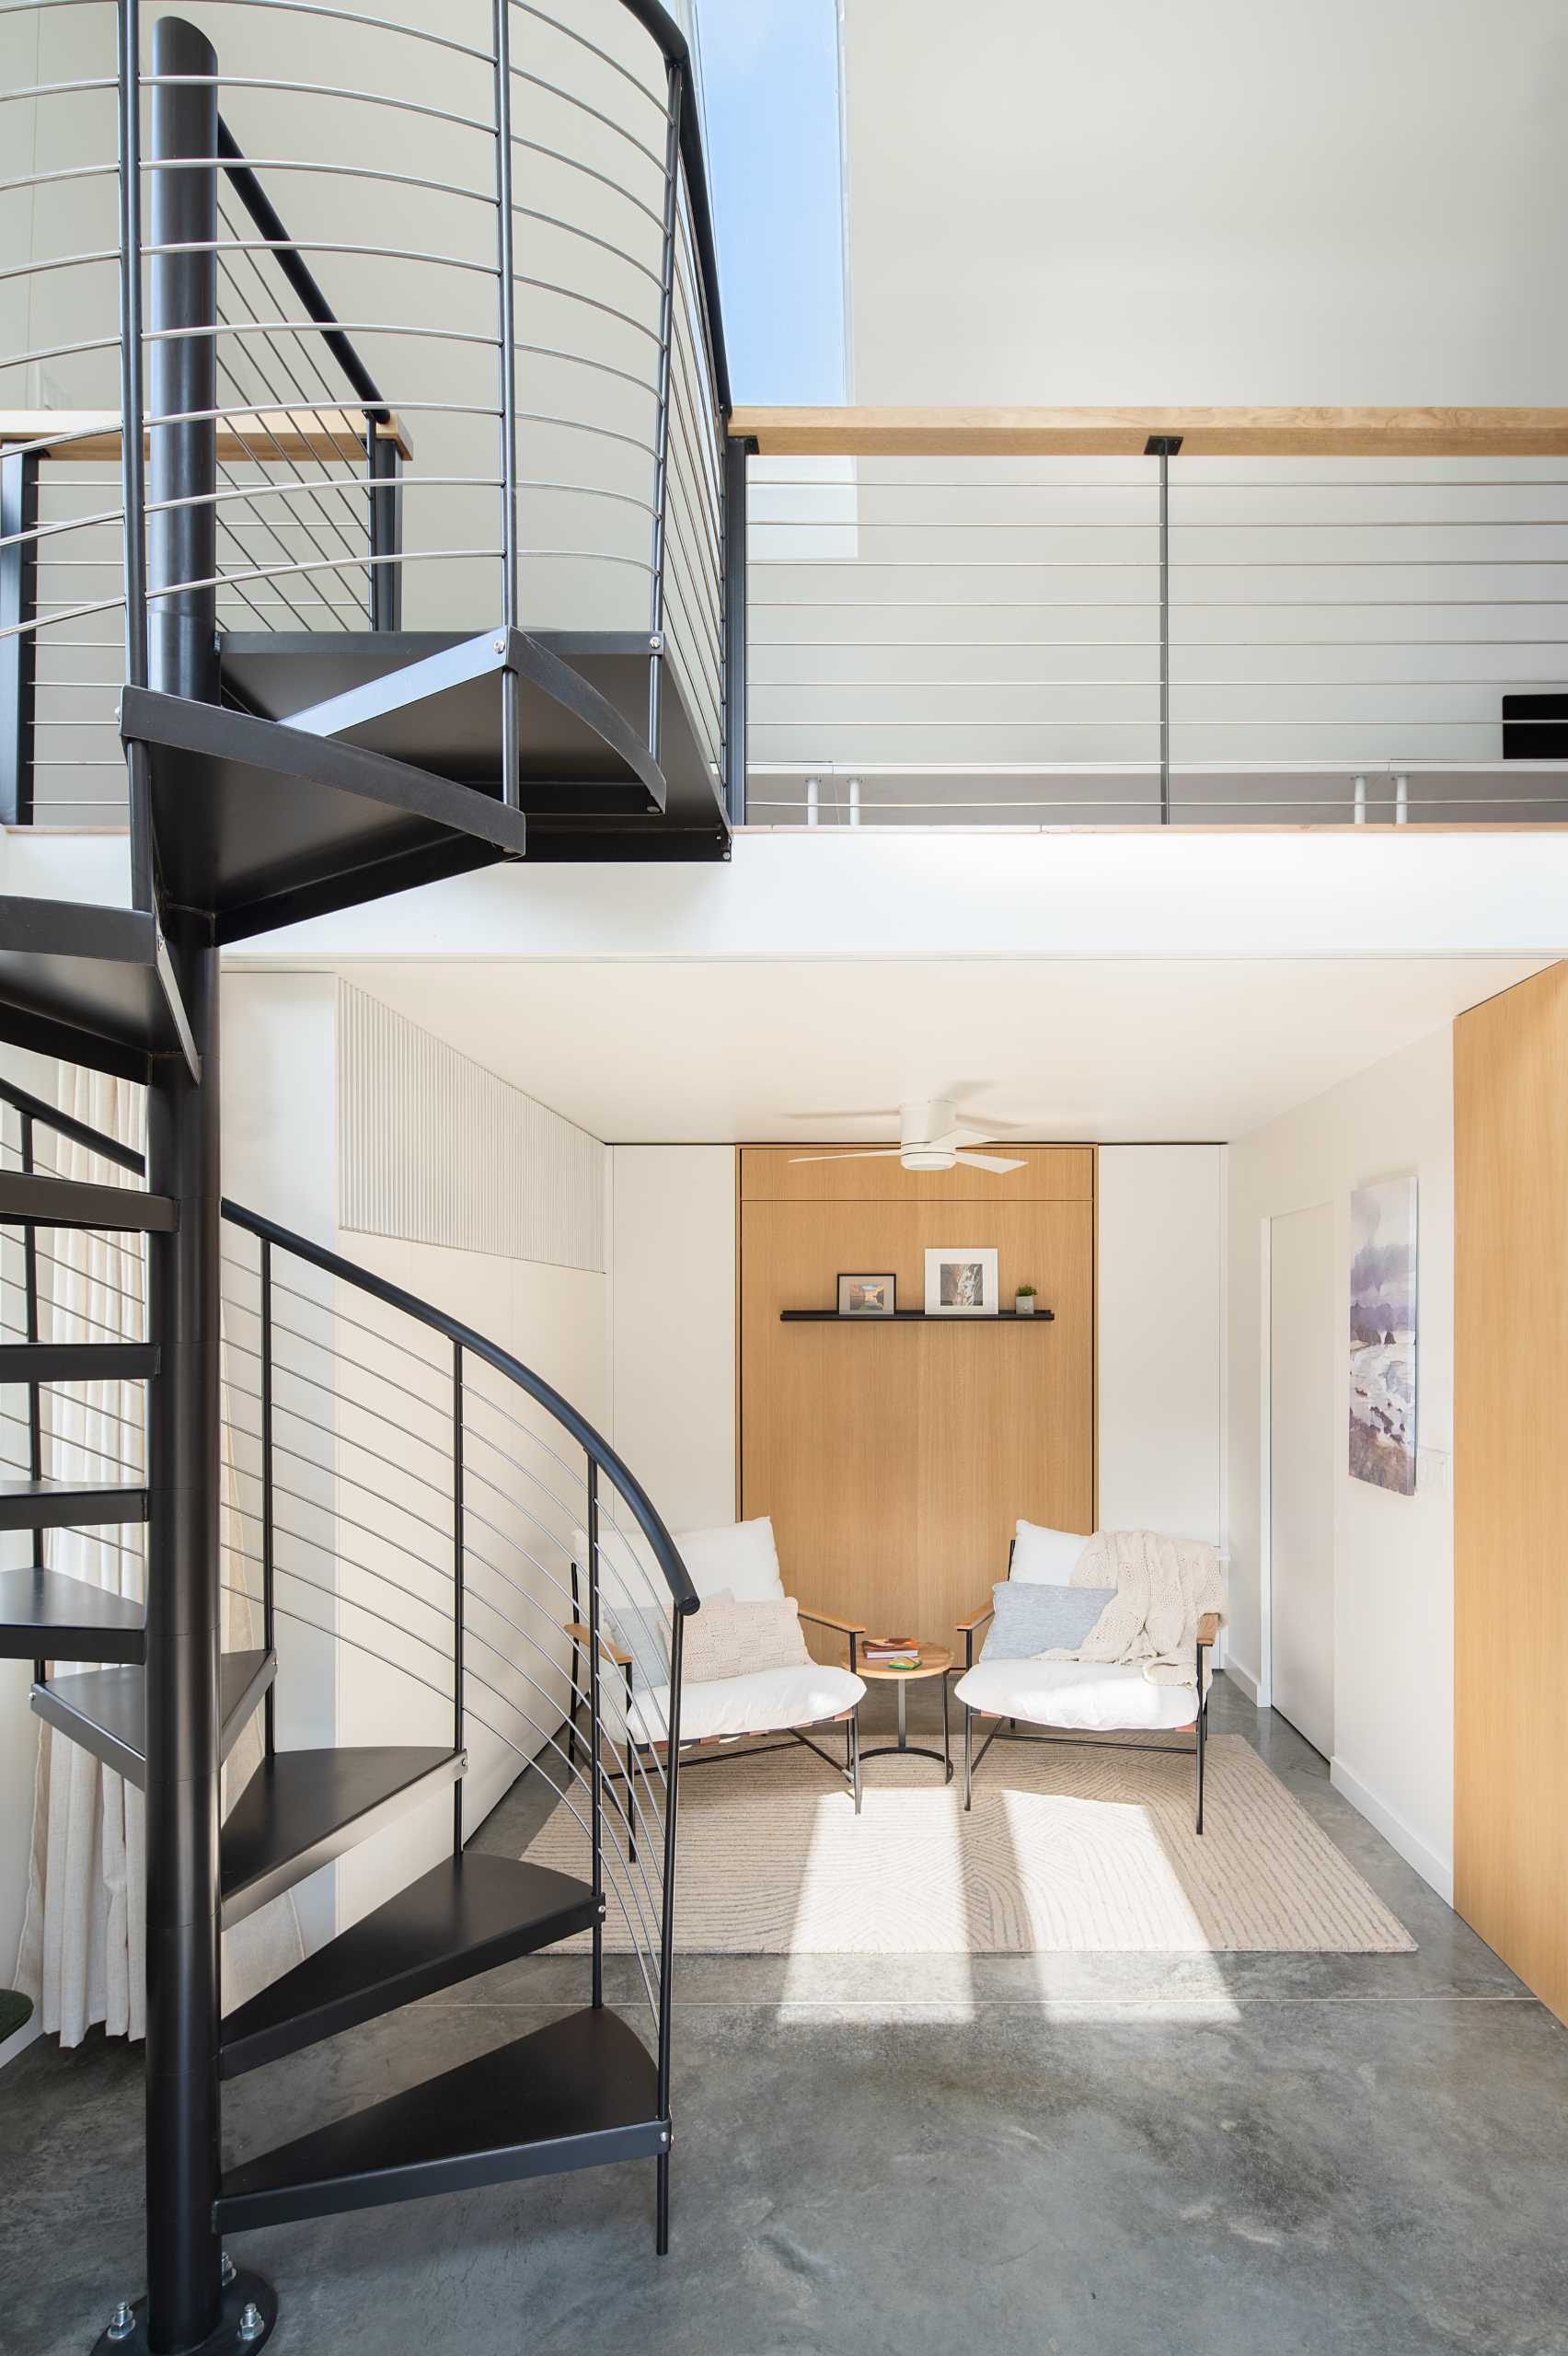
[789,1097,1026,1176]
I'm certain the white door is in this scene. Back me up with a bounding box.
[1269,1203,1336,1757]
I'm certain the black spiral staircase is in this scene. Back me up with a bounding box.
[0,6,719,2348]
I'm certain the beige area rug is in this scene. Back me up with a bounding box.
[522,1734,1414,1955]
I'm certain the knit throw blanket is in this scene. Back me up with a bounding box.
[1037,1529,1225,1689]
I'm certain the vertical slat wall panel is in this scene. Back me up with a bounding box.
[337,983,605,1273]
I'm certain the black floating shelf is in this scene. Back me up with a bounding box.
[780,1309,1055,1323]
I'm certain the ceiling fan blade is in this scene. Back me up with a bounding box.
[951,1126,1026,1149]
[788,1149,907,1164]
[954,1151,1027,1174]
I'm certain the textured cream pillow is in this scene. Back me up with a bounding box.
[684,1594,810,1684]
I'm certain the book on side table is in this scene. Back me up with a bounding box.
[863,1635,921,1669]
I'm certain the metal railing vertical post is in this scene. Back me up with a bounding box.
[259,1238,274,1758]
[0,449,39,826]
[365,428,402,632]
[142,17,236,2350]
[721,433,750,823]
[117,0,155,907]
[646,63,684,765]
[452,1339,465,1854]
[654,1597,685,2256]
[1147,434,1181,825]
[587,1457,603,2010]
[491,0,521,809]
[19,1109,44,1684]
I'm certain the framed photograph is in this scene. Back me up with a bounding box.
[924,1246,999,1316]
[837,1272,896,1317]
[1349,1173,1417,1495]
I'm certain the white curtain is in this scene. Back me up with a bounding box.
[14,1068,301,2046]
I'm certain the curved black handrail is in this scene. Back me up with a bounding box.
[220,1195,699,1616]
[617,0,732,415]
[0,1075,697,1613]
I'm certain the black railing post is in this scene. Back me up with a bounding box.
[365,428,402,632]
[646,63,684,766]
[452,1339,465,1854]
[259,1238,274,1758]
[0,447,39,826]
[1146,433,1182,826]
[19,1110,44,1683]
[586,1458,603,2011]
[722,433,750,825]
[491,0,521,811]
[655,1598,684,2256]
[118,0,155,911]
[142,19,234,2353]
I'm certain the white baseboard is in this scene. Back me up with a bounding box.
[1331,1758,1453,1906]
[0,2014,40,2074]
[1220,1655,1260,1706]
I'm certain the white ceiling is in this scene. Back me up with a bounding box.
[307,955,1542,1145]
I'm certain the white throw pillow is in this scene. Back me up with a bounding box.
[1010,1519,1092,1586]
[683,1595,810,1684]
[673,1516,786,1604]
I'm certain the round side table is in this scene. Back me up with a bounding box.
[857,1647,954,1783]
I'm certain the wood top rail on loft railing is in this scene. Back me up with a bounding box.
[0,410,413,466]
[728,406,1568,456]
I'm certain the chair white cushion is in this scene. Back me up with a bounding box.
[673,1516,787,1604]
[1010,1519,1092,1586]
[628,1662,865,1748]
[953,1657,1198,1733]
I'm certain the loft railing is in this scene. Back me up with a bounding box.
[0,0,733,829]
[0,1069,698,2118]
[732,405,1568,827]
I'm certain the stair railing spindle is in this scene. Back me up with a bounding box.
[260,1234,274,1757]
[646,62,683,766]
[587,1454,603,2009]
[453,1337,465,1854]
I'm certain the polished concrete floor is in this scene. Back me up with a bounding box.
[3,1676,1566,2356]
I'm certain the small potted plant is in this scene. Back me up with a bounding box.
[1014,1283,1038,1317]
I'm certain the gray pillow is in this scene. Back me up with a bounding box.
[981,1581,1114,1660]
[599,1602,672,1690]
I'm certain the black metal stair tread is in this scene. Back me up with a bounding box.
[122,686,530,943]
[0,1171,177,1233]
[217,627,730,855]
[220,1853,599,2078]
[0,898,197,1083]
[220,1745,465,1931]
[216,2004,662,2230]
[0,1341,160,1381]
[30,1649,276,1785]
[0,1478,149,1532]
[0,1564,146,1663]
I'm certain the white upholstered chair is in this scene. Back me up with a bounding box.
[952,1523,1220,1832]
[568,1516,868,1819]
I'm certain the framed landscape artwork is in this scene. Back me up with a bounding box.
[1349,1174,1417,1495]
[837,1273,895,1316]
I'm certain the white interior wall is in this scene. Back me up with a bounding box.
[1226,1023,1455,1900]
[843,0,1568,405]
[221,973,611,1944]
[608,1145,736,1532]
[1096,1145,1225,1549]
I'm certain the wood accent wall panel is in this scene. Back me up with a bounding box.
[1455,964,1568,2026]
[739,1149,1095,1649]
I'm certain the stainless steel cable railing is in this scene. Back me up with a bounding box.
[1,0,733,830]
[741,445,1568,826]
[2,1068,698,2085]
